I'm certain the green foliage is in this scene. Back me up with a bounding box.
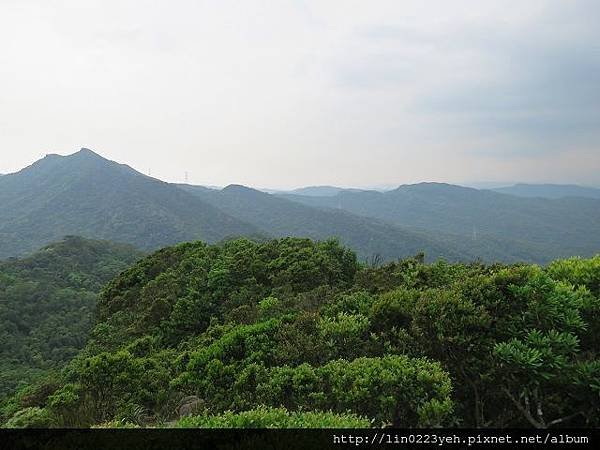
[356,262,600,428]
[177,350,452,427]
[317,313,371,360]
[257,356,453,427]
[547,255,600,296]
[2,407,53,428]
[51,347,176,426]
[258,296,280,318]
[175,406,371,428]
[2,237,599,429]
[0,237,142,400]
[491,271,598,427]
[96,237,357,347]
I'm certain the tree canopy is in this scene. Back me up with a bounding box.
[0,236,143,401]
[1,238,598,429]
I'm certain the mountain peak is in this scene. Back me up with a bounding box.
[222,184,259,193]
[73,148,104,159]
[10,148,143,183]
[392,182,467,193]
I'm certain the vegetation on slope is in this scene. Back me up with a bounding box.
[280,182,600,262]
[180,184,473,262]
[174,407,371,428]
[0,149,262,258]
[1,238,598,429]
[2,149,598,264]
[0,236,143,400]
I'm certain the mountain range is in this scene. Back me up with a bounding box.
[1,148,599,263]
[178,183,471,262]
[272,183,600,199]
[279,183,600,261]
[285,186,369,197]
[491,183,600,199]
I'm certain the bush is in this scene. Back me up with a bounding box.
[175,406,370,428]
[257,356,453,427]
[3,407,53,428]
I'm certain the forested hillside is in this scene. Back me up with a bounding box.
[2,150,599,264]
[280,182,600,262]
[0,237,143,400]
[2,238,598,429]
[0,149,262,258]
[181,184,559,263]
[179,184,472,262]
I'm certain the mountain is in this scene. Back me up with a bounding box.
[0,236,143,399]
[178,184,469,262]
[279,182,600,262]
[1,149,485,262]
[0,149,262,258]
[178,184,555,262]
[492,183,600,199]
[3,150,598,264]
[287,186,367,197]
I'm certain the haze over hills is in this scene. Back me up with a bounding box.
[180,183,561,263]
[286,186,369,197]
[263,185,398,196]
[279,182,600,262]
[1,149,599,263]
[179,183,470,262]
[0,149,467,261]
[0,149,261,258]
[491,183,600,199]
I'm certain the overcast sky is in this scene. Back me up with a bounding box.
[1,0,599,189]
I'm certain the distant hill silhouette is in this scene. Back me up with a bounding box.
[279,182,600,262]
[180,184,567,263]
[287,186,367,197]
[179,183,474,262]
[2,150,598,263]
[492,183,600,199]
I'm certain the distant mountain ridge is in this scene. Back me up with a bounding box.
[1,149,599,263]
[179,183,472,262]
[181,183,591,264]
[0,149,466,261]
[279,182,600,262]
[287,186,368,197]
[492,183,600,199]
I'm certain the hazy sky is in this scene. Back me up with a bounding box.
[1,0,599,188]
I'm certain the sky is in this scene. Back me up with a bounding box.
[1,0,599,189]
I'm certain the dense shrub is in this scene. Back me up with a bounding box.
[2,407,54,428]
[175,406,370,428]
[2,238,598,429]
